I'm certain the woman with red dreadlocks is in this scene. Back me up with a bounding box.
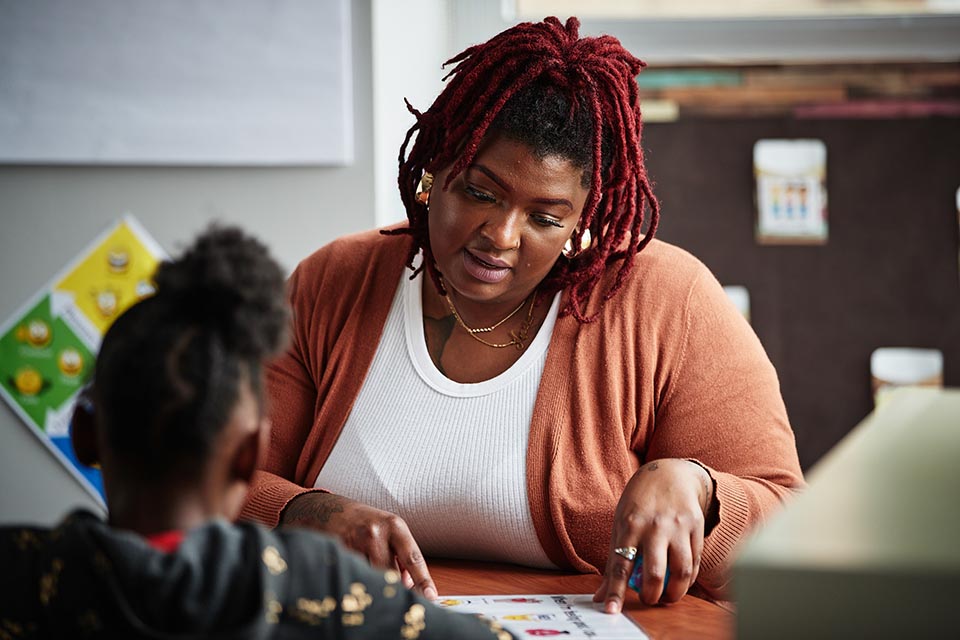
[242,17,803,611]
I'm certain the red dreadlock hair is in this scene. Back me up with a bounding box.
[385,16,659,323]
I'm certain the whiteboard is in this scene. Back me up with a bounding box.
[0,0,353,165]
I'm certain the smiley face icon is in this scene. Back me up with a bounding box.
[58,348,84,377]
[18,319,52,348]
[13,367,44,396]
[94,289,119,318]
[107,247,130,274]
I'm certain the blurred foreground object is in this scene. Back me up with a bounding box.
[734,387,959,639]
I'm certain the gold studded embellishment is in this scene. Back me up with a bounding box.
[341,582,372,627]
[262,546,288,576]
[77,610,101,634]
[13,530,41,551]
[342,613,364,627]
[1,620,37,640]
[401,603,426,640]
[1,619,25,639]
[39,559,64,606]
[265,595,283,624]
[383,570,400,598]
[290,597,337,626]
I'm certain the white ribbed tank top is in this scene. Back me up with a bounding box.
[315,271,559,568]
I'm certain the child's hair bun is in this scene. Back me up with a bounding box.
[152,225,288,359]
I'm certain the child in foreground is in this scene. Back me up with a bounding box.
[0,227,512,639]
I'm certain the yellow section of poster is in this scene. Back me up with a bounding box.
[55,221,160,333]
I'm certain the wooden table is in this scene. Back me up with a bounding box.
[429,559,733,640]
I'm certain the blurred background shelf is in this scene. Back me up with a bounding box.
[639,62,960,120]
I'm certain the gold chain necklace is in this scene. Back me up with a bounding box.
[445,294,527,334]
[444,292,537,350]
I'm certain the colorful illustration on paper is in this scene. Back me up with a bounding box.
[754,139,828,245]
[0,217,165,505]
[439,594,648,638]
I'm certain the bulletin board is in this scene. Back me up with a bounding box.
[644,116,960,468]
[0,0,353,165]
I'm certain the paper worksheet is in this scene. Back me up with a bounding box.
[438,594,649,638]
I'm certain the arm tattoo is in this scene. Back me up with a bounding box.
[423,314,456,375]
[282,493,345,526]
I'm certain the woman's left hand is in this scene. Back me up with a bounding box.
[592,458,714,612]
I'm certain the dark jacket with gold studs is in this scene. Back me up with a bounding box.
[0,510,513,639]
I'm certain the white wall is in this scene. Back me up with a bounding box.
[372,0,449,226]
[0,0,375,524]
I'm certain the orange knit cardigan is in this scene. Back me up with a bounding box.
[241,228,804,600]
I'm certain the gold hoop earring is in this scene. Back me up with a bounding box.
[562,228,592,258]
[416,172,434,206]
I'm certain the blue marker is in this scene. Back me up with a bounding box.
[627,554,670,594]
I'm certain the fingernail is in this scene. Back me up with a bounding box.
[605,601,621,614]
[425,587,438,600]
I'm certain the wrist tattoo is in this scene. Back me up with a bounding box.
[283,493,344,526]
[689,462,715,511]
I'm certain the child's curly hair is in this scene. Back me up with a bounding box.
[93,225,288,479]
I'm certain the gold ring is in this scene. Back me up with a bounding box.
[614,546,638,562]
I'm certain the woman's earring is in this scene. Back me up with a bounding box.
[562,227,592,258]
[416,172,434,206]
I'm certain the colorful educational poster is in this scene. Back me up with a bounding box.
[754,139,828,245]
[0,217,165,504]
[439,594,649,638]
